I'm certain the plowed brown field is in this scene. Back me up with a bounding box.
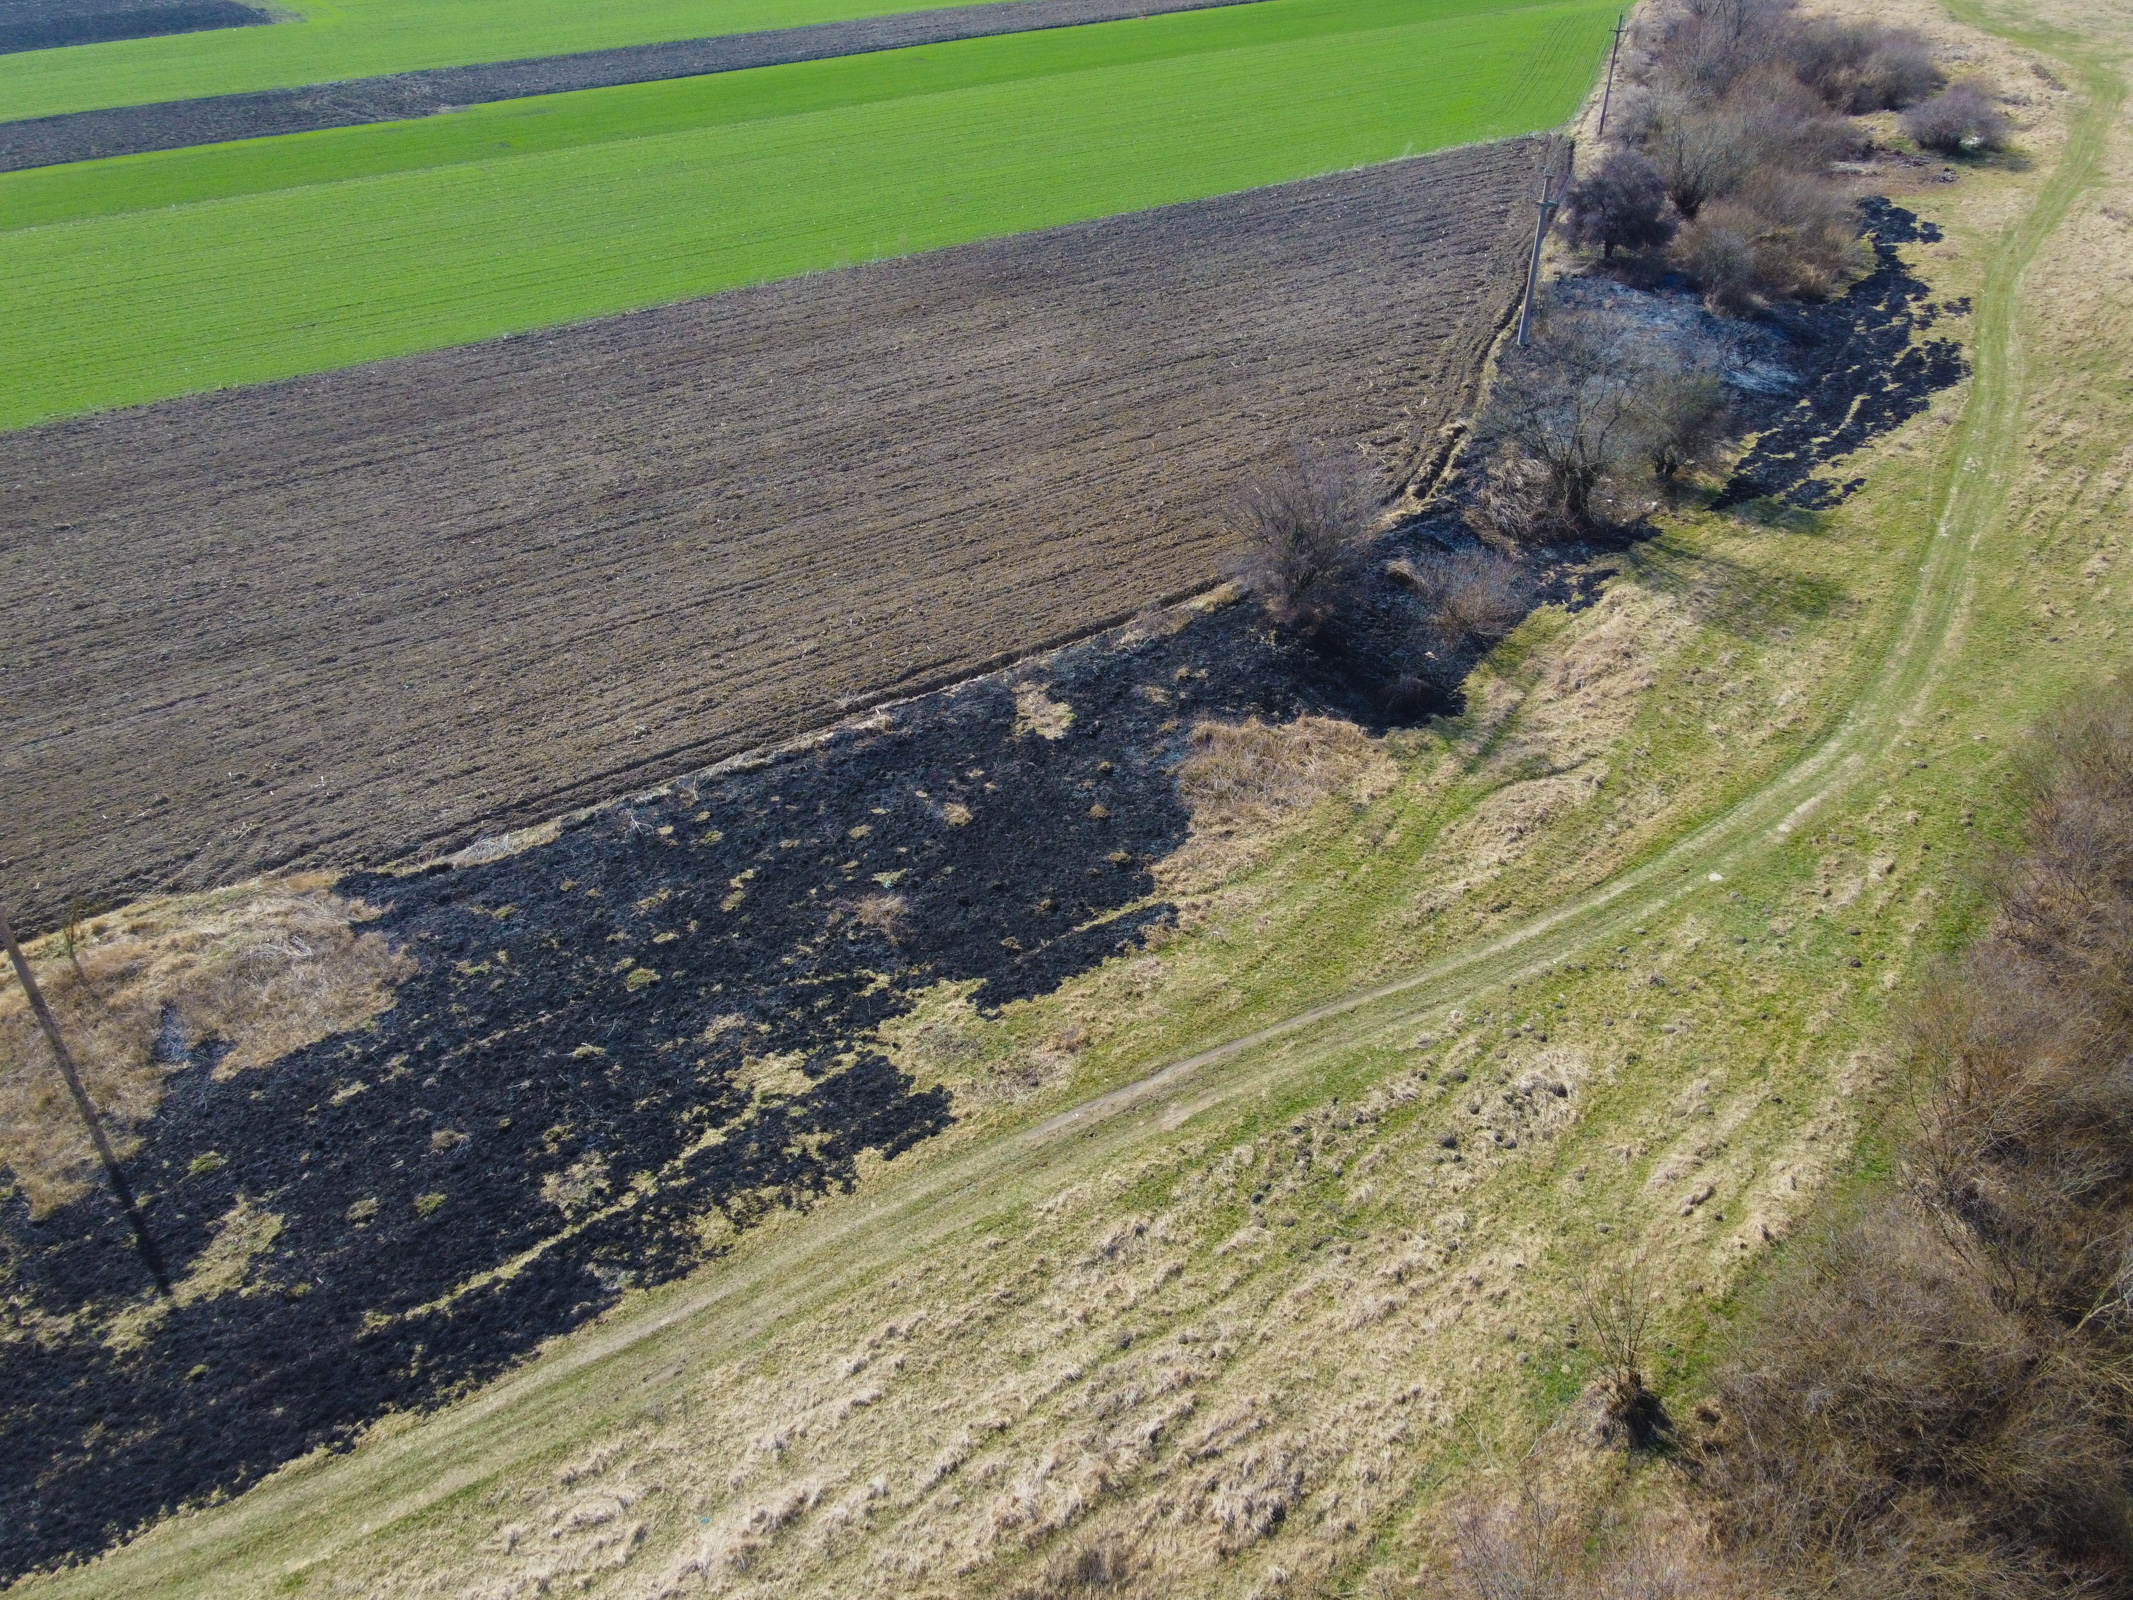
[1,139,1540,930]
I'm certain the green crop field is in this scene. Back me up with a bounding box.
[0,0,1614,430]
[0,0,1014,122]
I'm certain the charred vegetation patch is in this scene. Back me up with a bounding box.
[0,585,1470,1580]
[1712,199,1968,510]
[0,0,268,56]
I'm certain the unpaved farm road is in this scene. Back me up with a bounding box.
[24,9,2121,1596]
[0,141,1536,935]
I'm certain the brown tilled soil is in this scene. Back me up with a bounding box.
[0,141,1541,933]
[1,0,1261,171]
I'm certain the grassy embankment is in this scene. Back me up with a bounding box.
[15,0,2126,1591]
[0,0,1613,429]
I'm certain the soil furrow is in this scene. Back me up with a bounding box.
[0,141,1540,935]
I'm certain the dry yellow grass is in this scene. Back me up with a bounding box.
[1158,715,1399,897]
[0,874,412,1214]
[13,0,2130,1590]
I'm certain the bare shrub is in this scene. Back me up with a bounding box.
[1580,1254,1670,1447]
[1428,1480,1739,1600]
[1637,367,1731,484]
[1904,78,2010,154]
[1641,0,1797,104]
[1696,682,2133,1597]
[1393,550,1526,643]
[1563,151,1676,259]
[1789,19,1941,111]
[1674,170,1865,312]
[1469,307,1731,539]
[1642,97,1760,218]
[1230,445,1380,631]
[1438,1483,1582,1600]
[1470,311,1654,540]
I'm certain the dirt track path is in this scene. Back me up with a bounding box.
[25,9,2122,1597]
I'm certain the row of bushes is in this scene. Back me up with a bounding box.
[1565,0,2004,314]
[1459,0,2013,545]
[1696,686,2133,1596]
[1226,0,2012,679]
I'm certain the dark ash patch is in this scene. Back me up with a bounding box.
[0,584,1536,1581]
[0,0,269,55]
[1713,199,1969,511]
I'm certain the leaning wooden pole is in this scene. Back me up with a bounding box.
[1515,168,1560,348]
[0,901,172,1296]
[1596,13,1626,139]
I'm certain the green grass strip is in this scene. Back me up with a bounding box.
[0,0,1613,430]
[0,0,1547,230]
[0,0,1021,123]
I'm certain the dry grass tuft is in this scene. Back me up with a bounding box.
[1157,716,1396,896]
[1014,683,1077,741]
[851,893,909,938]
[0,875,412,1214]
[1173,717,1389,831]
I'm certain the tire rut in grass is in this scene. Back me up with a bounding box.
[0,589,1495,1580]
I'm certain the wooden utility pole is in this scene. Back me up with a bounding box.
[1515,167,1561,348]
[0,902,171,1296]
[1596,13,1627,138]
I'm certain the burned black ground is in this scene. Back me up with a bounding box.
[0,0,266,56]
[0,580,1532,1581]
[1713,199,1969,510]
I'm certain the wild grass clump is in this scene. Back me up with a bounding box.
[1904,79,2011,155]
[1694,683,2133,1597]
[1174,716,1386,829]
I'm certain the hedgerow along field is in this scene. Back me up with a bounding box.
[0,0,1028,118]
[0,0,1616,428]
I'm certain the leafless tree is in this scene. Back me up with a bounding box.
[1229,445,1380,631]
[1562,151,1676,259]
[1904,78,2010,154]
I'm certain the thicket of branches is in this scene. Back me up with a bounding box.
[1227,447,1532,699]
[1464,0,1998,543]
[1559,0,1986,315]
[1697,684,2133,1597]
[1467,305,1730,543]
